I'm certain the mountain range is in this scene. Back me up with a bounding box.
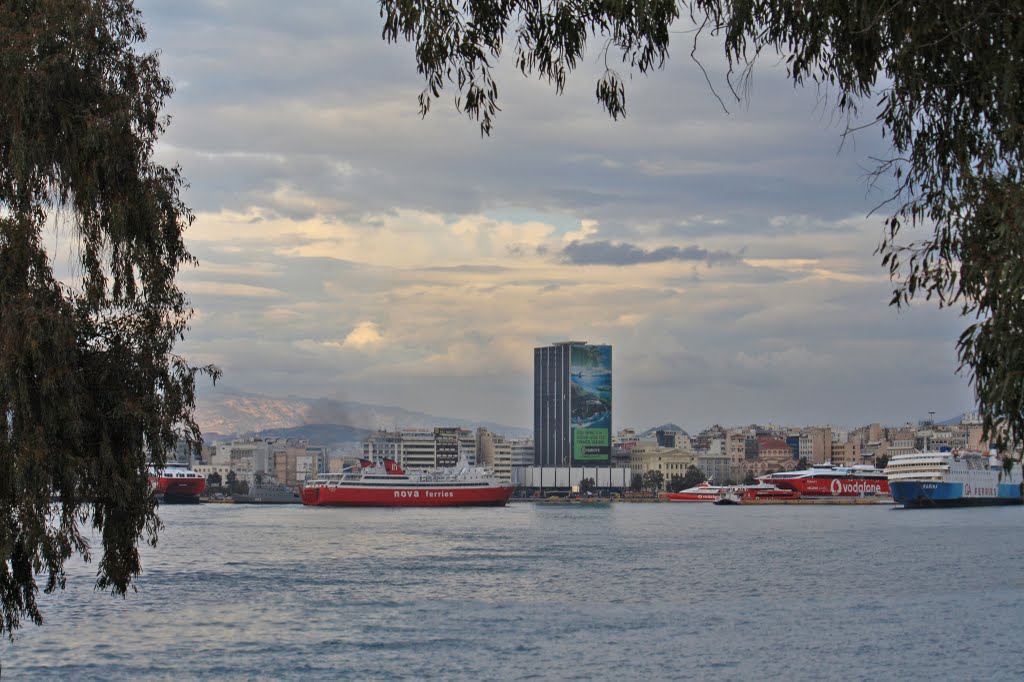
[195,386,532,445]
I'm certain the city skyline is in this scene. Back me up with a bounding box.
[195,384,972,441]
[123,1,973,432]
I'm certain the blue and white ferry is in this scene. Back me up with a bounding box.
[885,450,1023,508]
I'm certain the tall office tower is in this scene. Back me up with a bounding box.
[533,341,612,466]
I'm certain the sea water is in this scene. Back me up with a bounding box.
[3,503,1023,681]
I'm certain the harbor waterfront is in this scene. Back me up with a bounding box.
[4,504,1024,681]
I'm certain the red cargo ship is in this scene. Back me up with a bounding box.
[300,458,516,507]
[149,462,206,503]
[758,463,890,498]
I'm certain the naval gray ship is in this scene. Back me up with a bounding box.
[233,483,301,504]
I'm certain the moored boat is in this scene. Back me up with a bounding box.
[758,462,890,498]
[233,483,301,504]
[149,461,206,504]
[885,451,1023,508]
[713,484,802,505]
[300,457,516,507]
[713,492,741,505]
[664,482,725,502]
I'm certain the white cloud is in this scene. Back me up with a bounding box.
[342,321,385,350]
[563,219,600,243]
[185,281,283,298]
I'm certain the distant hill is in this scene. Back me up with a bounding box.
[194,386,530,443]
[246,423,374,445]
[640,423,689,438]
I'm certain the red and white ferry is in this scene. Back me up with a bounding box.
[148,461,206,503]
[714,484,802,504]
[663,482,726,502]
[758,463,890,498]
[300,457,516,507]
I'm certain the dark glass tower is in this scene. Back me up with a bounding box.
[533,341,612,466]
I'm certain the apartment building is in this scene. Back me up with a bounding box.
[363,427,477,470]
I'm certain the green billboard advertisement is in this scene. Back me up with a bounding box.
[570,344,611,464]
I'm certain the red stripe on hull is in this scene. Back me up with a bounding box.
[301,485,515,507]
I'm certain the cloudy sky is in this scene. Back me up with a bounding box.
[136,0,975,432]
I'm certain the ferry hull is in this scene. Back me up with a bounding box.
[161,492,202,504]
[300,484,516,507]
[664,493,718,502]
[152,478,205,504]
[713,485,802,504]
[663,483,724,502]
[890,481,1023,508]
[234,488,301,504]
[772,477,889,498]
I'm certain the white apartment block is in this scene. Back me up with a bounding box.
[704,437,726,458]
[211,439,273,483]
[797,433,814,462]
[400,429,436,469]
[493,436,512,481]
[363,427,477,470]
[510,438,534,468]
[696,454,731,485]
[362,431,404,465]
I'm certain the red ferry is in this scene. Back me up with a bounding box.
[148,462,206,504]
[714,484,802,504]
[663,482,725,502]
[758,463,890,498]
[300,458,516,507]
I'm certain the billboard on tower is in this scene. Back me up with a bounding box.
[570,344,612,465]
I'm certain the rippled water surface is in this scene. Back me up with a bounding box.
[4,503,1024,680]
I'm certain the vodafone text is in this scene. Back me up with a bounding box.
[830,479,884,496]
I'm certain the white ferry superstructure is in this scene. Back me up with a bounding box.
[885,451,1023,507]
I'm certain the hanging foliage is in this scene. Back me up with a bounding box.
[0,0,217,638]
[380,0,1024,452]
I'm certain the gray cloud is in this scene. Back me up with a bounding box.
[560,240,739,266]
[145,0,894,229]
[132,1,975,430]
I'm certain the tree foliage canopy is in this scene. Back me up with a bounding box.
[380,0,1024,453]
[1,0,216,638]
[642,469,665,492]
[679,465,707,491]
